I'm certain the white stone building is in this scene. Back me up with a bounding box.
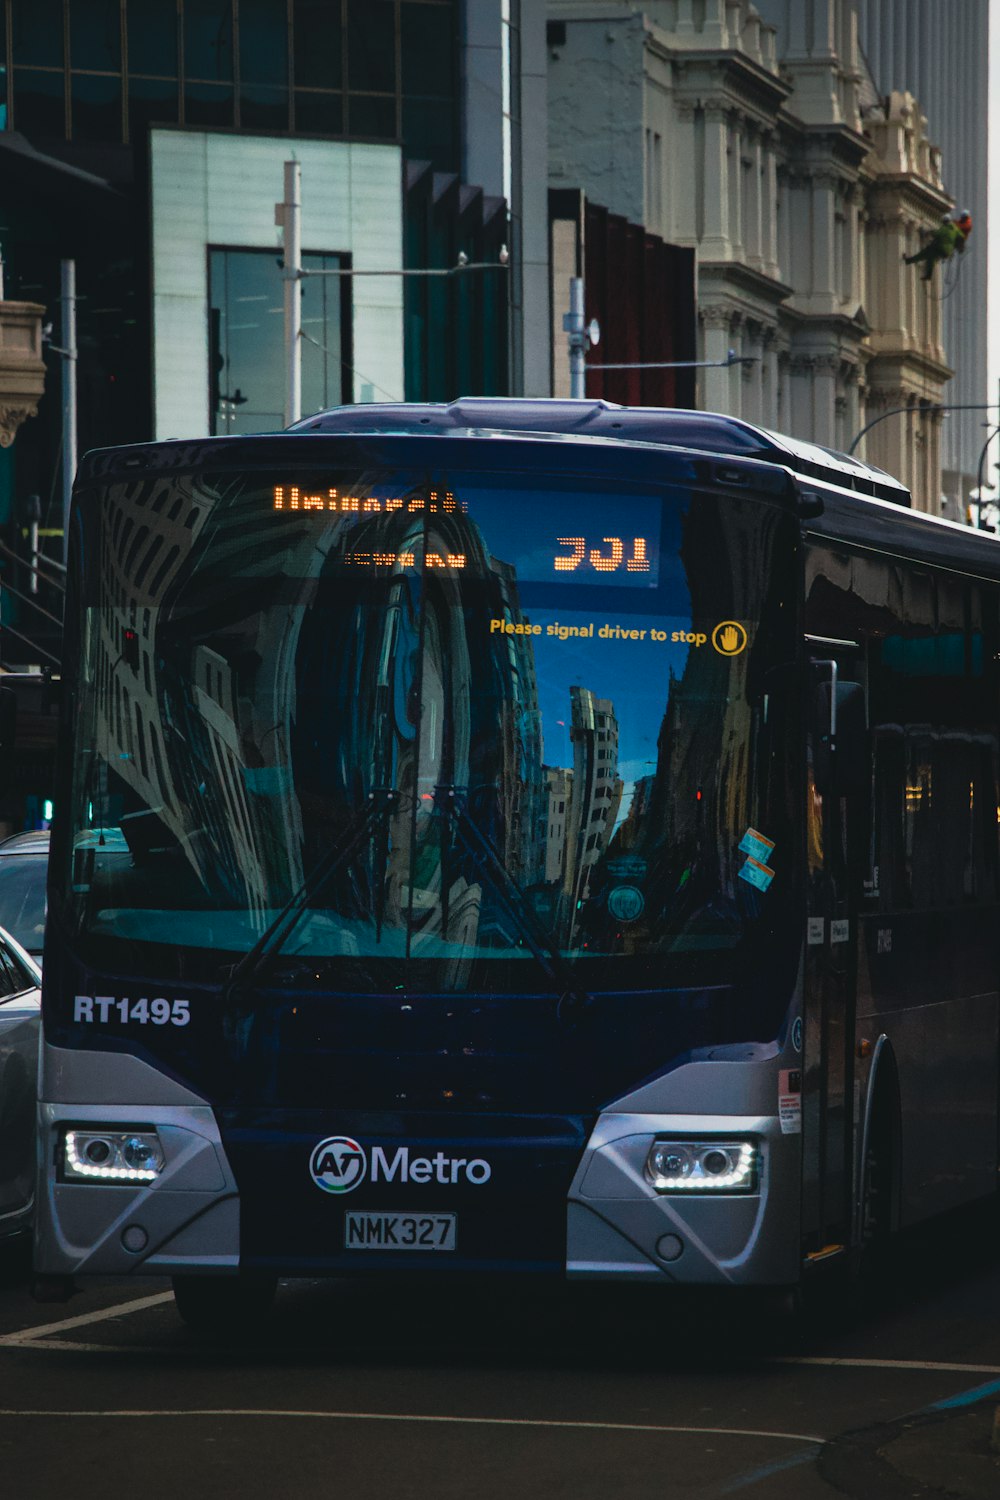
[548,0,955,511]
[848,0,989,518]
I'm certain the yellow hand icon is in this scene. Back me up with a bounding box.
[712,621,747,656]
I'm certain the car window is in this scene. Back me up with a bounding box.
[0,853,47,955]
[0,934,38,998]
[0,942,17,998]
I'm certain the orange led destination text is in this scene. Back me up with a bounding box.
[273,486,468,514]
[343,551,467,569]
[554,536,650,573]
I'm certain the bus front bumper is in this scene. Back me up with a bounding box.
[35,1102,800,1287]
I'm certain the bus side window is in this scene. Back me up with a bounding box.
[954,738,998,904]
[896,730,1000,910]
[873,730,907,911]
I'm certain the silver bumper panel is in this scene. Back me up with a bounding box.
[567,1111,799,1285]
[567,1038,803,1286]
[34,1100,240,1278]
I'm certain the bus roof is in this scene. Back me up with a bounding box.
[289,398,913,509]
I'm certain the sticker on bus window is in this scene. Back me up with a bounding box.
[738,827,775,864]
[607,885,645,922]
[738,855,775,892]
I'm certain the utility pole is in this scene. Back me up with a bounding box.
[61,259,77,566]
[276,161,302,427]
[276,161,509,423]
[563,277,753,400]
[563,278,600,399]
[27,494,40,594]
[975,376,1000,530]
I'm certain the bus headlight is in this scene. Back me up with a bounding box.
[645,1140,757,1193]
[62,1129,165,1183]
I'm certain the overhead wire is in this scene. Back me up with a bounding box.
[298,327,400,404]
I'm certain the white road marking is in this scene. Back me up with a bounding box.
[0,1291,174,1347]
[8,1340,1000,1381]
[773,1356,1000,1375]
[0,1409,826,1443]
[5,1296,1000,1389]
[0,1341,173,1355]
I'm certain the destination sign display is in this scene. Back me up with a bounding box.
[270,481,661,588]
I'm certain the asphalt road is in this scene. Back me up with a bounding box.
[2,1203,1000,1499]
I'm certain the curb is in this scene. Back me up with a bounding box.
[819,1399,1000,1500]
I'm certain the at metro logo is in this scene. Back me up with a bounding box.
[371,1145,491,1186]
[308,1137,492,1194]
[310,1136,367,1194]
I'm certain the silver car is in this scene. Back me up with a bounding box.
[0,924,41,1239]
[0,830,49,964]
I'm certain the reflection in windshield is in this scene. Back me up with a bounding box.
[65,468,794,990]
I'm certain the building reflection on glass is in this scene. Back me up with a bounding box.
[79,468,772,976]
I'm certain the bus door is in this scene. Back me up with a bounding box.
[802,643,867,1259]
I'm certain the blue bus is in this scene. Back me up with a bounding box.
[34,399,1000,1325]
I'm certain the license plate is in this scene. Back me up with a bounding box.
[344,1211,457,1251]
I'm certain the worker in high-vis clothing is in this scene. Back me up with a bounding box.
[904,210,972,281]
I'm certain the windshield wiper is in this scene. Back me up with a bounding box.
[221,787,403,1000]
[433,784,594,1023]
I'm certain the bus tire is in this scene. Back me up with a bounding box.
[172,1272,277,1332]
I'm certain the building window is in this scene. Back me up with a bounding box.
[12,0,64,68]
[184,0,234,83]
[347,92,395,139]
[644,128,662,231]
[346,0,395,94]
[402,94,456,172]
[128,76,180,141]
[71,73,122,141]
[208,246,352,434]
[239,0,289,128]
[70,0,121,71]
[184,79,234,126]
[294,89,342,134]
[11,68,65,136]
[4,0,458,166]
[126,0,178,77]
[292,0,341,91]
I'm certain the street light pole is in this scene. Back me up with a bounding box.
[60,259,77,566]
[276,161,510,424]
[974,424,1000,529]
[564,278,589,399]
[847,401,999,456]
[276,161,302,428]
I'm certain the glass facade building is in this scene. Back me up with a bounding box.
[4,0,459,170]
[0,0,540,709]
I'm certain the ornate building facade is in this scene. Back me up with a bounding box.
[548,0,955,512]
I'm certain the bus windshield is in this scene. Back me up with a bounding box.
[64,464,797,992]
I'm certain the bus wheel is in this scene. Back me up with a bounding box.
[172,1273,277,1332]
